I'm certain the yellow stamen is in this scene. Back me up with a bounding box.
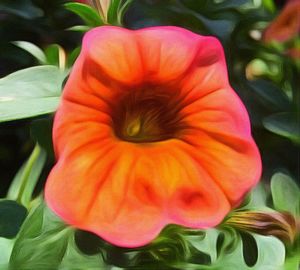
[126,118,142,137]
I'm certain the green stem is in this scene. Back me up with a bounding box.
[7,144,46,208]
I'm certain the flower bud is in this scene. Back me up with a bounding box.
[225,211,298,244]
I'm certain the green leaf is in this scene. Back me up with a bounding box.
[284,253,300,270]
[9,203,71,270]
[64,3,103,27]
[0,237,14,269]
[67,47,81,67]
[0,65,66,122]
[248,79,291,111]
[239,183,270,210]
[9,202,105,270]
[59,236,105,270]
[7,144,47,208]
[67,25,92,32]
[213,233,285,269]
[187,229,219,263]
[0,0,43,19]
[44,44,62,66]
[263,112,300,144]
[12,41,47,64]
[107,0,121,25]
[0,200,27,239]
[271,172,300,215]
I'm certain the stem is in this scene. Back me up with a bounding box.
[7,144,46,208]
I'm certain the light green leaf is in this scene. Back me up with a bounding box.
[64,3,103,27]
[0,65,66,122]
[263,112,300,144]
[213,234,285,270]
[240,183,270,210]
[284,253,300,270]
[7,144,47,208]
[271,172,300,215]
[12,41,47,64]
[0,237,14,269]
[187,229,219,263]
[67,25,92,32]
[58,237,105,270]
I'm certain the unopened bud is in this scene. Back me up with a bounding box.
[90,0,111,23]
[224,211,298,244]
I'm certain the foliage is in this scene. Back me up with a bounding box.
[0,0,299,269]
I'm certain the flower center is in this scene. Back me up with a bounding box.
[112,89,181,143]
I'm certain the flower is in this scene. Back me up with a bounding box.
[45,26,261,247]
[263,0,300,43]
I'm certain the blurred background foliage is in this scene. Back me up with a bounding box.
[0,0,299,269]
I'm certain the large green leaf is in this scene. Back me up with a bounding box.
[211,233,285,270]
[263,112,300,144]
[9,202,106,270]
[0,66,66,122]
[270,172,300,216]
[9,203,70,270]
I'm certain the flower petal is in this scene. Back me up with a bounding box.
[179,88,261,205]
[46,143,166,247]
[133,143,231,228]
[135,27,203,83]
[82,26,143,85]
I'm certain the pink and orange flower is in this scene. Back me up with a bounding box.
[45,26,261,247]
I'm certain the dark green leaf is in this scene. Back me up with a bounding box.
[263,112,300,144]
[0,200,27,239]
[64,3,103,27]
[0,0,43,19]
[248,79,291,111]
[241,232,258,267]
[0,66,66,122]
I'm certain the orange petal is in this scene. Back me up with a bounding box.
[134,143,230,228]
[178,88,261,205]
[46,143,166,247]
[135,27,203,83]
[82,26,143,85]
